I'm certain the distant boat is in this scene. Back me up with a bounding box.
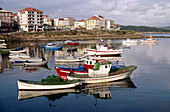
[55,54,83,63]
[24,61,48,67]
[0,48,17,54]
[85,40,122,56]
[0,40,7,48]
[9,54,30,59]
[9,57,43,64]
[23,60,48,67]
[17,75,81,91]
[45,45,63,50]
[122,38,138,46]
[9,49,27,54]
[66,47,77,52]
[64,40,79,45]
[41,43,63,50]
[141,35,158,43]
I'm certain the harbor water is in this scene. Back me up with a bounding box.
[0,38,170,112]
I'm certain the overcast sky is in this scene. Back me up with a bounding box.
[1,0,170,27]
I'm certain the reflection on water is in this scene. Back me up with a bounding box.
[18,78,136,107]
[2,38,170,112]
[0,53,2,73]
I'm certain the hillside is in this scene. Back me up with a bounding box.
[161,26,170,30]
[121,25,170,32]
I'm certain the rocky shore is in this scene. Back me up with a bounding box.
[0,30,160,42]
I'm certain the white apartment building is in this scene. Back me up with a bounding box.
[64,17,75,28]
[106,19,115,30]
[95,15,106,29]
[54,17,75,29]
[74,19,86,29]
[86,16,101,30]
[18,7,44,32]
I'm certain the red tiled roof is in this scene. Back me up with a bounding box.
[87,16,100,20]
[44,15,49,18]
[67,17,73,19]
[75,19,86,22]
[114,24,120,26]
[12,13,17,16]
[18,7,43,12]
[59,18,64,20]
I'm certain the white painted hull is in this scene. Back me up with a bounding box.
[9,55,30,59]
[17,80,81,90]
[55,59,83,63]
[9,49,27,54]
[24,61,48,66]
[85,49,122,56]
[141,39,158,43]
[67,71,132,84]
[9,58,43,63]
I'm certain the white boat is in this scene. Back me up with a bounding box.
[9,54,30,59]
[67,61,137,84]
[141,35,158,43]
[55,54,84,63]
[17,75,81,91]
[9,57,43,63]
[0,40,7,48]
[88,56,122,61]
[122,38,138,46]
[85,40,122,56]
[24,60,48,67]
[9,49,27,54]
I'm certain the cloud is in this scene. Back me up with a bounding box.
[1,0,170,26]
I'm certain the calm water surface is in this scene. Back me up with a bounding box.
[0,38,170,112]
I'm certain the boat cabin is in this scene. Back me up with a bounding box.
[83,58,96,71]
[88,61,112,77]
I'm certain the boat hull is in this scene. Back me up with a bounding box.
[9,49,27,54]
[55,59,83,63]
[54,67,88,80]
[67,42,79,45]
[24,61,48,67]
[85,49,122,56]
[17,80,81,91]
[67,71,133,84]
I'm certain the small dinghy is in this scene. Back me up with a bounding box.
[24,60,48,67]
[17,75,81,91]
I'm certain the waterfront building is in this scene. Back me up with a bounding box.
[114,24,121,30]
[54,19,59,29]
[44,15,54,30]
[18,7,44,32]
[86,16,100,30]
[74,19,86,29]
[58,18,64,28]
[106,19,115,30]
[64,17,75,28]
[95,15,106,30]
[12,13,19,31]
[54,17,75,29]
[0,8,13,32]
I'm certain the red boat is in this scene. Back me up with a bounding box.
[54,58,96,80]
[65,40,79,45]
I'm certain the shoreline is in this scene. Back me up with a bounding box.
[0,30,169,42]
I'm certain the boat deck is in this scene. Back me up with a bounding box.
[68,65,137,78]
